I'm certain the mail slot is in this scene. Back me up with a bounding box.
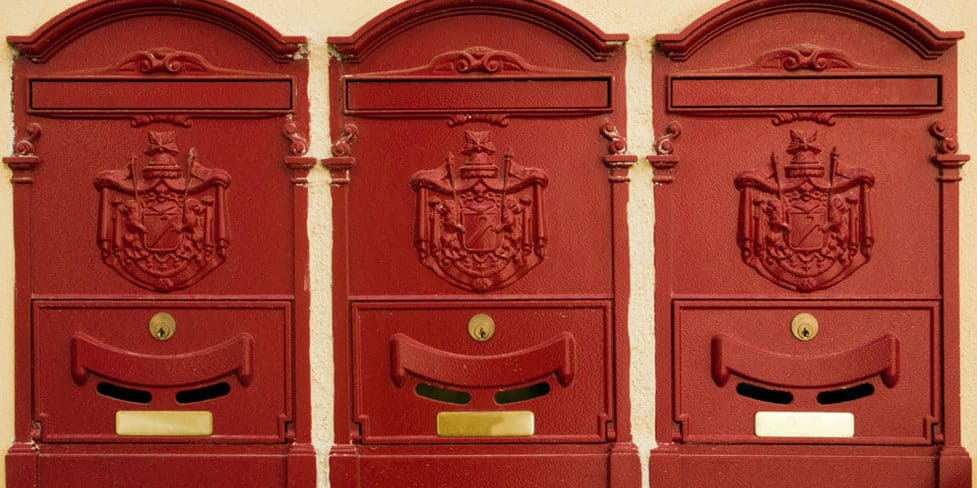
[647,1,971,487]
[4,1,314,486]
[324,1,638,486]
[353,301,607,443]
[675,301,934,445]
[33,301,289,443]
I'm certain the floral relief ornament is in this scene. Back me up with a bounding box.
[95,131,231,292]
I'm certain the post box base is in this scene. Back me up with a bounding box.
[6,442,316,488]
[649,444,972,488]
[330,442,640,488]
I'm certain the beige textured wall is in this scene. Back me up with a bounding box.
[1,1,974,487]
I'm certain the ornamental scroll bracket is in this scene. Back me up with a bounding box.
[930,121,970,182]
[410,130,549,292]
[648,121,682,183]
[600,119,636,183]
[4,123,43,183]
[322,123,359,186]
[283,116,315,183]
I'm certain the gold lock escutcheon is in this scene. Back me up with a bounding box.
[468,313,495,342]
[149,312,176,341]
[790,313,819,341]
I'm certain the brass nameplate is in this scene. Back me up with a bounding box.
[437,411,534,437]
[116,411,213,436]
[755,411,854,438]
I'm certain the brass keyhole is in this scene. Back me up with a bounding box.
[468,313,495,342]
[149,313,176,341]
[790,313,818,341]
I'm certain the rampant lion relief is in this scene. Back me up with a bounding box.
[95,131,230,292]
[410,131,548,292]
[734,131,875,292]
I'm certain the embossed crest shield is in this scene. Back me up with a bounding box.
[95,131,230,291]
[734,131,875,292]
[410,131,548,292]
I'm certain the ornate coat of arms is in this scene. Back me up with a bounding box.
[734,131,875,292]
[95,131,230,291]
[410,131,548,292]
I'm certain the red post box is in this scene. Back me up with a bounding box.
[4,1,315,487]
[323,1,639,486]
[647,1,970,486]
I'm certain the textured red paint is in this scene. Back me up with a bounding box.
[649,0,970,486]
[4,1,314,486]
[325,0,639,486]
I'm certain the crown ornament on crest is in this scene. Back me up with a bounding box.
[784,130,825,177]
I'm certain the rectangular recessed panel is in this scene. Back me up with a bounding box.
[30,79,293,111]
[115,410,213,436]
[670,76,941,109]
[754,411,854,438]
[345,78,611,113]
[437,411,534,437]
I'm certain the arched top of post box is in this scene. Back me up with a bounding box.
[7,0,305,63]
[328,0,628,63]
[656,0,964,61]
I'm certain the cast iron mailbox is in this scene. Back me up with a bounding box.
[324,1,639,486]
[4,1,315,487]
[647,1,970,487]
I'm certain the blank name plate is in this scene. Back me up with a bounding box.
[437,411,534,437]
[755,412,854,438]
[116,411,213,436]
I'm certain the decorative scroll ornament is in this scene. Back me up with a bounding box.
[429,46,532,74]
[13,123,42,156]
[95,131,230,292]
[331,123,359,157]
[755,44,855,71]
[283,116,310,156]
[600,120,628,155]
[115,48,218,74]
[734,131,875,292]
[410,131,548,292]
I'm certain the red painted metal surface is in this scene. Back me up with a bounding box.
[325,1,638,486]
[4,1,314,486]
[648,1,971,486]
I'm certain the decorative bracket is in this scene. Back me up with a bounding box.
[600,120,636,183]
[647,121,682,183]
[282,116,315,183]
[322,123,359,186]
[4,123,43,184]
[930,121,970,182]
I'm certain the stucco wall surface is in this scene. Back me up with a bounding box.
[0,1,975,487]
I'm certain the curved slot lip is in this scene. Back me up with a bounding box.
[72,332,254,387]
[712,333,899,389]
[390,333,574,389]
